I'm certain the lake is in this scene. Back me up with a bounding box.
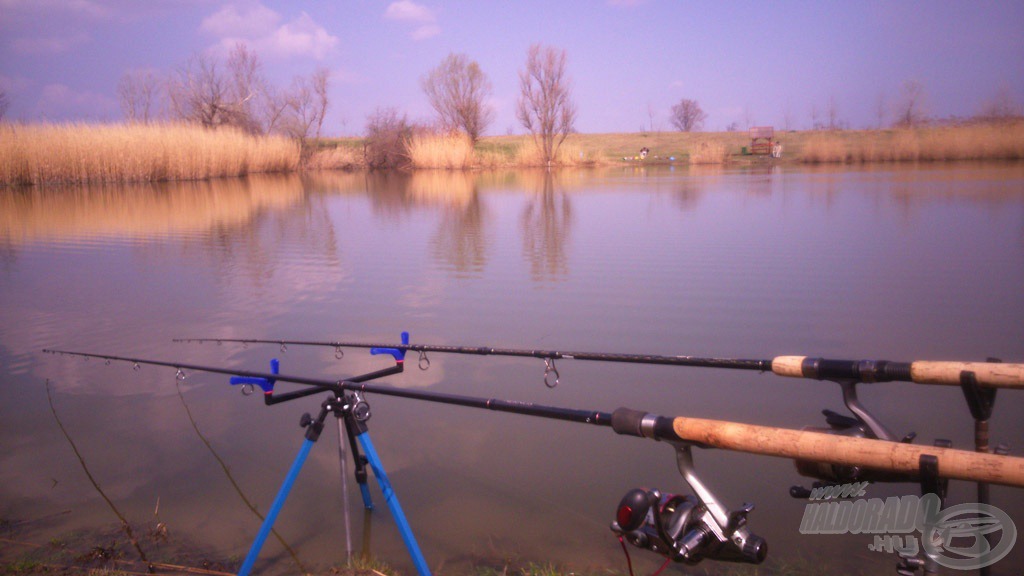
[2,163,1022,574]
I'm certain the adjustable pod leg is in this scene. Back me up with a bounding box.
[238,405,328,576]
[355,431,431,576]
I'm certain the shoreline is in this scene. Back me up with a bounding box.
[2,121,1022,187]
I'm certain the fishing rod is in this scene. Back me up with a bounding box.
[44,344,1024,483]
[42,348,1024,489]
[173,337,1024,390]
[43,347,1024,575]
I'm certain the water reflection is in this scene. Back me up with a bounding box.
[0,175,304,245]
[520,171,572,282]
[429,196,490,278]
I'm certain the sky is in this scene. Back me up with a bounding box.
[1,0,1022,136]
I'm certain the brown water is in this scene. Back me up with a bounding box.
[1,164,1022,575]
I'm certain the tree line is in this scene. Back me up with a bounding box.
[114,41,581,167]
[366,43,579,168]
[116,43,329,156]
[2,41,1020,166]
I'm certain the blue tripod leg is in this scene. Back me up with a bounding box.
[356,431,431,576]
[238,437,314,576]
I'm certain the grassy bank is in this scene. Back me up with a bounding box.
[352,121,1021,170]
[0,123,300,187]
[496,123,1023,166]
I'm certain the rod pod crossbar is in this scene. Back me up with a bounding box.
[42,348,1024,488]
[174,337,1024,389]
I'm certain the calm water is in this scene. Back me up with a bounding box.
[1,164,1022,575]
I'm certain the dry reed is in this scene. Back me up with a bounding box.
[407,132,476,169]
[304,144,361,170]
[515,138,602,167]
[799,134,849,163]
[688,139,730,164]
[0,122,300,186]
[799,123,1024,164]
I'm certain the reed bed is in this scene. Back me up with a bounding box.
[798,123,1024,164]
[406,132,602,169]
[688,139,731,164]
[407,132,477,169]
[304,144,361,170]
[515,138,603,167]
[0,123,300,186]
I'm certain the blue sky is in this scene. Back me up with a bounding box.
[1,0,1021,135]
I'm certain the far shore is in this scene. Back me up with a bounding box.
[2,121,1022,187]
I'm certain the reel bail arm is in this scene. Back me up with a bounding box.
[609,409,767,565]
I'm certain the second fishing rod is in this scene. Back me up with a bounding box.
[175,336,1024,389]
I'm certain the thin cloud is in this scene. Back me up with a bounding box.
[411,24,441,40]
[384,0,439,40]
[201,3,280,37]
[271,12,338,59]
[201,2,338,60]
[384,0,434,22]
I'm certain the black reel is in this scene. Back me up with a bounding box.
[611,488,767,565]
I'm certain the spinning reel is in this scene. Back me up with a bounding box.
[794,409,921,485]
[610,442,767,566]
[611,488,766,565]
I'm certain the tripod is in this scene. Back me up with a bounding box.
[231,339,431,576]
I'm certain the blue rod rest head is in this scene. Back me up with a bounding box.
[229,358,279,393]
[370,331,410,362]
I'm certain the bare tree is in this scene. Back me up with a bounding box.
[516,44,577,164]
[224,43,265,133]
[0,87,9,122]
[166,45,269,132]
[979,83,1022,122]
[825,94,841,130]
[311,67,329,140]
[894,80,927,127]
[118,70,159,123]
[669,98,707,132]
[874,91,888,129]
[421,53,494,143]
[280,68,331,153]
[259,83,290,134]
[364,107,413,169]
[167,52,230,128]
